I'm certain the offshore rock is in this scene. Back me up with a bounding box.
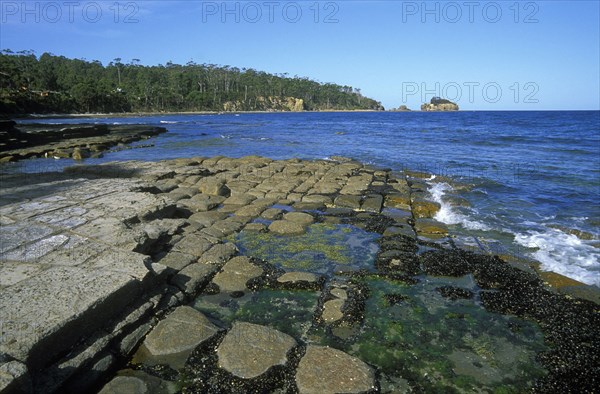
[421,97,459,111]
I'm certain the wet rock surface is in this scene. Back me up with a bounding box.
[0,154,598,393]
[296,345,376,394]
[211,256,264,293]
[216,322,297,379]
[268,219,306,235]
[0,123,166,162]
[143,306,218,357]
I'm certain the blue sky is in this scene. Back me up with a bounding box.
[1,0,599,110]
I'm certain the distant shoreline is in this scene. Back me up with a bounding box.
[13,109,599,120]
[14,109,384,120]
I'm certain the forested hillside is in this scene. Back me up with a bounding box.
[0,50,383,115]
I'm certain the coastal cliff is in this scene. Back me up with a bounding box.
[223,96,305,112]
[421,97,459,111]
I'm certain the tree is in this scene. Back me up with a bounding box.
[0,51,383,115]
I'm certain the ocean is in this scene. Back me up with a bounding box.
[7,111,600,286]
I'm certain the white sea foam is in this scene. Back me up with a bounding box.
[514,228,600,286]
[429,182,492,231]
[160,120,179,124]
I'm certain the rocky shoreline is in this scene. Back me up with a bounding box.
[0,121,166,163]
[1,156,598,393]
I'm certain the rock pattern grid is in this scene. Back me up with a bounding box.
[0,155,596,393]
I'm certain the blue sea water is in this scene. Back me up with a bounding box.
[6,111,600,285]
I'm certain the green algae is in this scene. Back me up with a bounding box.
[229,223,379,274]
[323,276,548,392]
[193,288,319,339]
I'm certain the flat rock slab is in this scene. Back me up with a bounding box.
[295,345,375,394]
[361,194,383,213]
[188,211,228,227]
[384,194,411,210]
[330,288,348,300]
[98,376,148,394]
[212,256,263,292]
[411,198,441,219]
[302,194,333,205]
[158,251,197,271]
[261,208,284,220]
[277,272,318,284]
[268,220,306,235]
[171,234,214,257]
[99,370,175,394]
[283,212,314,225]
[0,265,142,367]
[414,218,448,235]
[334,194,362,209]
[198,243,238,265]
[383,225,415,238]
[222,194,256,206]
[143,306,218,356]
[0,361,28,393]
[217,322,296,379]
[321,299,345,323]
[244,222,267,232]
[171,262,219,295]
